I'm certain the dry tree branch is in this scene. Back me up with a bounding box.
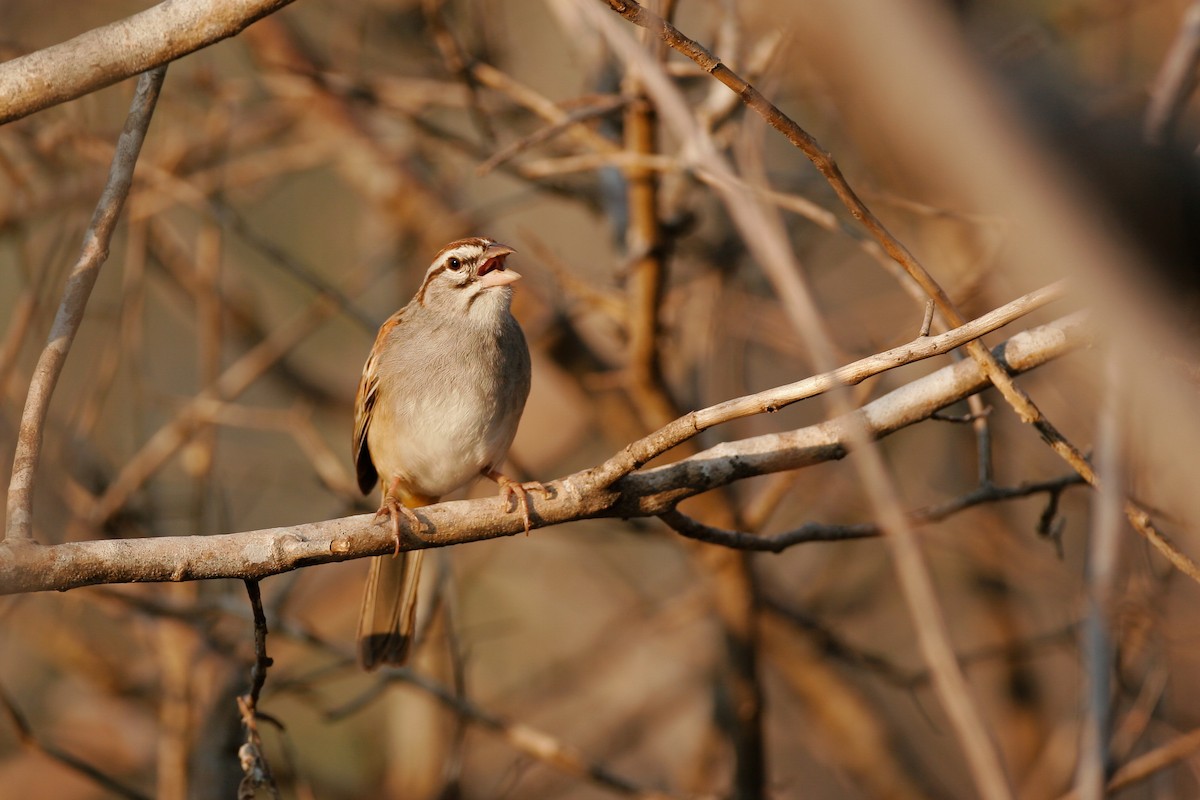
[476,95,628,175]
[0,309,1086,595]
[0,0,294,124]
[591,18,1198,788]
[4,66,167,543]
[243,580,274,710]
[660,473,1086,551]
[581,279,1065,490]
[236,579,280,800]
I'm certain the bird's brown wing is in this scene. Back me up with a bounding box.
[352,311,404,495]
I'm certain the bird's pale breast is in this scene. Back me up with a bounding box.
[367,306,529,499]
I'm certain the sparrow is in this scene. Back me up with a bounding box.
[353,237,536,669]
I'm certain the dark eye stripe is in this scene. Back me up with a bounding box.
[417,248,479,305]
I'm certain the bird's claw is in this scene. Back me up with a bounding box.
[374,497,425,556]
[495,478,550,535]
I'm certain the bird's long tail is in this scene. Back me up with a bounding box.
[357,495,431,670]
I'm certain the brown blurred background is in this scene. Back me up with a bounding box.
[2,0,1200,798]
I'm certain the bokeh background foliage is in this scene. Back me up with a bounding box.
[2,0,1200,798]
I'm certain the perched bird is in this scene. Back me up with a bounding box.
[352,237,536,669]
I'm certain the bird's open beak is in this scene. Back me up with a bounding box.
[477,242,520,288]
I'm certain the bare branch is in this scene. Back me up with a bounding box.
[583,281,1066,494]
[0,0,294,124]
[0,312,1088,595]
[237,579,280,799]
[4,66,167,542]
[659,473,1087,552]
[660,510,877,551]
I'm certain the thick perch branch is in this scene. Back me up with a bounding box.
[0,313,1087,595]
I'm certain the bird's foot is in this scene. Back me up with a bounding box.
[486,470,551,534]
[374,497,425,556]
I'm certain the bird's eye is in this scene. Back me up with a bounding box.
[447,257,462,271]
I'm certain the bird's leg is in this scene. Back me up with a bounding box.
[483,468,549,534]
[376,478,425,556]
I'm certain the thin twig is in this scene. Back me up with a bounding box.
[238,579,280,800]
[5,65,167,542]
[477,95,628,175]
[585,282,1068,490]
[660,510,878,551]
[660,473,1089,552]
[243,579,273,709]
[919,300,935,337]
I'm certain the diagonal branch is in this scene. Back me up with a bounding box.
[583,281,1065,489]
[4,66,167,542]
